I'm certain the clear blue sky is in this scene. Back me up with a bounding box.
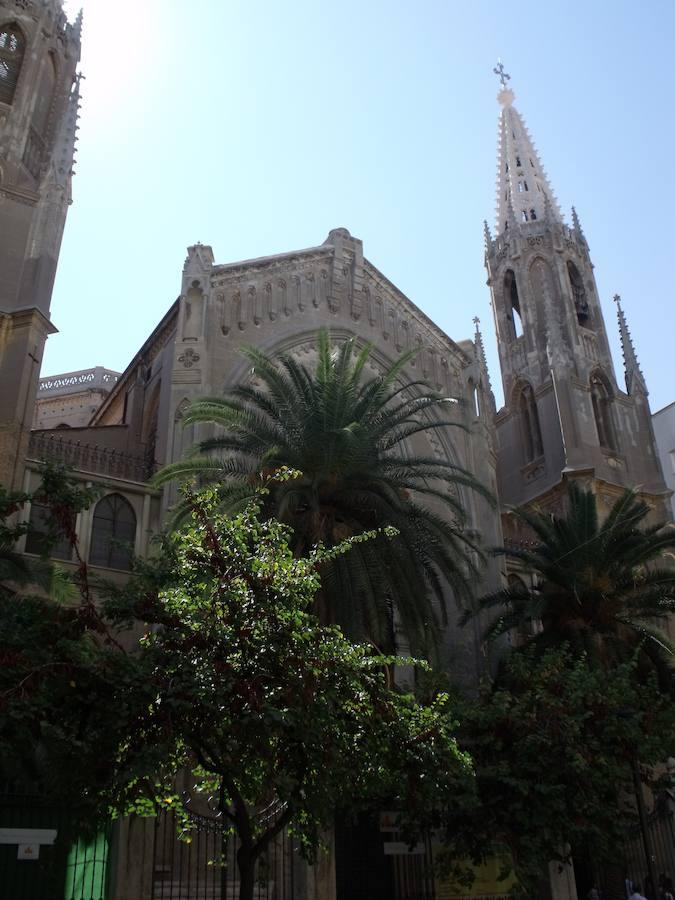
[52,0,675,412]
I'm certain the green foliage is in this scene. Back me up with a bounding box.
[155,329,493,656]
[444,647,675,891]
[0,463,97,600]
[1,484,473,896]
[466,483,675,690]
[103,489,473,856]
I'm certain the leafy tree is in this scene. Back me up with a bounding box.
[0,466,106,790]
[1,484,475,900]
[467,484,675,689]
[0,463,98,602]
[155,330,492,655]
[443,647,675,892]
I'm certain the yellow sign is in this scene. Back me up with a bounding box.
[434,848,517,900]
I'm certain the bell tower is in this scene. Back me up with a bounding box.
[485,63,668,513]
[0,0,81,487]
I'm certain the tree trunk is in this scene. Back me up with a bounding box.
[237,845,256,900]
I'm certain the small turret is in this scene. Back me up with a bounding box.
[614,294,647,396]
[571,206,587,245]
[483,220,493,252]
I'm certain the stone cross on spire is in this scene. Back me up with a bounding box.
[493,59,510,88]
[614,294,647,395]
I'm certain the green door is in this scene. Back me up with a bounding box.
[0,783,110,900]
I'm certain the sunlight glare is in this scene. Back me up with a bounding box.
[62,0,164,121]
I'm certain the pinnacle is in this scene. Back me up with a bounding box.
[614,294,647,395]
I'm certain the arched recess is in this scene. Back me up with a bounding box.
[32,51,57,137]
[182,282,204,340]
[171,398,195,463]
[89,493,136,571]
[567,261,590,327]
[528,256,559,343]
[590,370,617,451]
[0,22,26,105]
[504,269,523,339]
[515,380,543,463]
[142,380,162,469]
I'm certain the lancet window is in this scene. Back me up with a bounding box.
[590,374,616,452]
[518,383,543,463]
[0,23,25,105]
[504,269,523,339]
[89,493,136,570]
[568,261,590,326]
[24,502,73,560]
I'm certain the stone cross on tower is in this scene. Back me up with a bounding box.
[493,59,510,88]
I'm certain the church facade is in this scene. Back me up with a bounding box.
[0,2,672,898]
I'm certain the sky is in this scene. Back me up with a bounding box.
[50,0,675,413]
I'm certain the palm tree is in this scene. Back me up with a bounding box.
[155,330,492,655]
[468,483,675,689]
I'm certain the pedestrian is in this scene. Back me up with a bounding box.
[629,884,647,900]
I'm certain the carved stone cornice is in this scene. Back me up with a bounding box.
[211,246,332,285]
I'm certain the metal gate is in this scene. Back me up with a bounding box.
[152,801,299,899]
[622,805,675,895]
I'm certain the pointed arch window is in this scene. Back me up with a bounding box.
[567,261,590,326]
[89,493,136,570]
[0,23,25,105]
[590,373,616,452]
[521,211,529,223]
[518,383,543,462]
[504,269,523,340]
[24,502,73,560]
[469,379,481,418]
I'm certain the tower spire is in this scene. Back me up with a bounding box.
[494,62,563,234]
[614,294,647,395]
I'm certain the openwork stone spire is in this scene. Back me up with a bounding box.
[614,294,647,395]
[494,63,563,234]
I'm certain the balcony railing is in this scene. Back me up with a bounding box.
[28,432,154,483]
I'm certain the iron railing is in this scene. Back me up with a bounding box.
[152,797,298,900]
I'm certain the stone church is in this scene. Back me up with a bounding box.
[0,1,671,897]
